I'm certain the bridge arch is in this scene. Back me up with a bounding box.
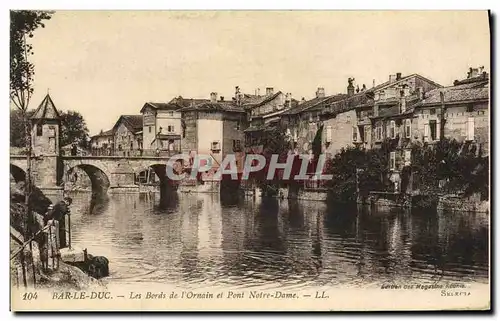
[65,163,111,195]
[10,164,26,183]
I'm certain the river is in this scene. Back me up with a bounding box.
[67,192,489,290]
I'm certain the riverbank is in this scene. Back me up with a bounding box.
[10,182,105,290]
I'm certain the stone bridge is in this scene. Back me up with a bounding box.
[10,155,179,195]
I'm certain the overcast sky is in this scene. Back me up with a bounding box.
[26,10,490,135]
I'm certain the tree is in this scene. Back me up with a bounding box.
[60,110,90,149]
[10,10,53,285]
[10,109,34,148]
[11,109,91,149]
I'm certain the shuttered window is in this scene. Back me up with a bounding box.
[467,117,475,141]
[390,152,396,170]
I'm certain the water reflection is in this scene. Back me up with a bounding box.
[68,192,489,289]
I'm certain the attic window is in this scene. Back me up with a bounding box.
[466,104,474,113]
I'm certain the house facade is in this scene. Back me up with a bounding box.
[140,100,193,154]
[90,129,114,155]
[112,115,143,157]
[181,92,248,178]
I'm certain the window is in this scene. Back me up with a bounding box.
[130,143,133,150]
[467,117,474,141]
[405,119,411,138]
[233,140,241,151]
[424,121,429,142]
[236,120,240,130]
[376,125,382,141]
[430,108,436,115]
[326,126,332,143]
[390,152,396,170]
[386,123,391,138]
[36,125,43,136]
[352,127,358,142]
[404,150,411,165]
[429,120,437,141]
[149,126,152,133]
[364,126,370,143]
[466,104,474,113]
[168,111,174,117]
[211,141,221,152]
[390,120,396,139]
[167,125,174,133]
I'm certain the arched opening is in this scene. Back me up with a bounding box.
[10,164,26,183]
[135,163,179,207]
[65,164,110,196]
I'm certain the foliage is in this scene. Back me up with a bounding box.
[10,10,53,111]
[411,138,489,199]
[60,110,90,148]
[10,109,34,147]
[324,141,390,204]
[10,109,91,149]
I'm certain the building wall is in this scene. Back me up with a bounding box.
[91,135,113,149]
[443,102,489,154]
[222,116,245,173]
[32,120,60,156]
[181,111,197,155]
[114,123,140,156]
[142,107,156,149]
[157,110,182,137]
[322,109,357,158]
[197,115,224,169]
[251,93,286,117]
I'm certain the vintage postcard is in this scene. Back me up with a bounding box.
[9,10,490,311]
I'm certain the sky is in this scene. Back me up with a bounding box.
[25,10,490,135]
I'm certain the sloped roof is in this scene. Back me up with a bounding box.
[31,94,60,120]
[321,92,375,117]
[113,115,143,134]
[140,102,181,113]
[416,82,489,107]
[91,128,114,138]
[180,101,246,113]
[372,74,442,92]
[283,94,349,115]
[241,91,282,108]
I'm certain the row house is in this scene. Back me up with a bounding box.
[281,87,345,157]
[140,101,188,155]
[90,129,114,153]
[367,68,489,193]
[181,92,248,178]
[243,87,296,153]
[112,115,144,156]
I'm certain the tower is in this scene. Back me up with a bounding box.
[30,93,62,191]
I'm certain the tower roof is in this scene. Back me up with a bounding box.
[31,94,61,120]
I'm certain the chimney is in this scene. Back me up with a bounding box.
[266,87,274,96]
[400,92,406,113]
[210,92,218,103]
[286,93,293,108]
[416,87,423,100]
[347,78,355,96]
[372,79,376,88]
[316,87,325,98]
[257,88,261,97]
[220,96,224,101]
[389,74,397,83]
[362,84,367,91]
[469,68,479,78]
[396,72,402,80]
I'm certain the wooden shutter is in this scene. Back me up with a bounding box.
[467,117,475,141]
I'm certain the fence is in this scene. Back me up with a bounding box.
[10,217,72,289]
[88,148,181,157]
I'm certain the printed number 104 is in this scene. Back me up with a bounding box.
[22,292,38,300]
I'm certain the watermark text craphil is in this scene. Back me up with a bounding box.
[166,153,332,181]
